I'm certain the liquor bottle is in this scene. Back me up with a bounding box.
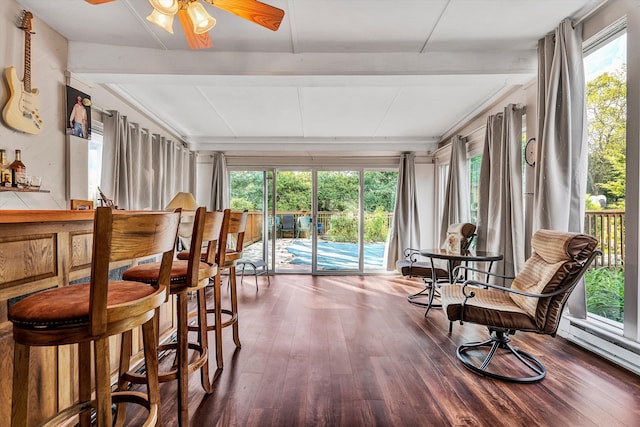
[0,149,12,187]
[9,149,26,188]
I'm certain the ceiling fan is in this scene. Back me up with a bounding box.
[85,0,285,49]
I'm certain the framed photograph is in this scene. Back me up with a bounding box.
[65,85,92,139]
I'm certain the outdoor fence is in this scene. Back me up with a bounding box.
[584,209,625,269]
[243,210,394,246]
[245,210,624,269]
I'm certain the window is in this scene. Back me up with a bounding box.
[88,120,103,205]
[437,163,449,230]
[469,155,481,225]
[583,28,626,325]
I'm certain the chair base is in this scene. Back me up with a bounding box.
[187,267,241,375]
[237,259,271,289]
[407,282,441,317]
[456,329,546,383]
[40,391,158,427]
[121,341,208,384]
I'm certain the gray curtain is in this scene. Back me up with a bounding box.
[439,135,470,246]
[476,105,525,278]
[535,19,588,316]
[101,111,194,210]
[386,152,420,270]
[210,152,228,210]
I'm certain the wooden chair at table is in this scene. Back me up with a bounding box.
[118,207,224,426]
[8,207,180,427]
[181,209,248,376]
[70,199,94,210]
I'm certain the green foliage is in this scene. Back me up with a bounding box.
[230,198,253,210]
[586,68,626,208]
[230,170,398,214]
[364,206,389,242]
[585,194,602,210]
[363,171,398,213]
[469,155,482,224]
[276,171,312,211]
[327,211,358,242]
[585,267,624,323]
[229,171,264,210]
[317,171,358,212]
[230,170,397,242]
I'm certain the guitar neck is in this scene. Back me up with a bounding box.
[23,31,31,92]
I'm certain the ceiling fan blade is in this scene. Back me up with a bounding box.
[177,9,213,50]
[212,0,285,31]
[84,0,115,4]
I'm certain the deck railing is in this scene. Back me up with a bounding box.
[246,210,625,268]
[243,210,394,246]
[584,210,625,269]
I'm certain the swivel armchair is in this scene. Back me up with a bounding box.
[440,229,599,383]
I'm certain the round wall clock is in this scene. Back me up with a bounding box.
[525,138,537,167]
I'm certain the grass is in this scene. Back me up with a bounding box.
[585,267,624,323]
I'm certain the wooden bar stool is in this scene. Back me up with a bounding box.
[118,207,224,426]
[8,207,180,427]
[215,209,248,362]
[182,209,247,374]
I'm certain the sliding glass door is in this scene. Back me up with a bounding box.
[316,170,360,272]
[229,167,397,275]
[363,171,397,271]
[274,170,312,273]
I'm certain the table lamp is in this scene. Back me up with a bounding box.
[166,192,198,249]
[165,192,198,211]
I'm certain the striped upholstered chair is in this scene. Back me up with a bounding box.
[440,229,599,383]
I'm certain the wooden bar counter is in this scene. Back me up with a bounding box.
[0,210,177,425]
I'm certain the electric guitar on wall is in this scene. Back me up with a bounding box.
[2,11,43,135]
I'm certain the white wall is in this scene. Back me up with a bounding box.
[0,0,68,209]
[0,0,187,210]
[196,154,213,207]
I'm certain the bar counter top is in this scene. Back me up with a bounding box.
[0,209,95,224]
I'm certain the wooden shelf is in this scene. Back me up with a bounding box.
[0,186,50,193]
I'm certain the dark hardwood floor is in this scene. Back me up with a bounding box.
[127,274,640,426]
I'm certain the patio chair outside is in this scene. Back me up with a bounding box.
[296,216,312,238]
[268,215,281,238]
[281,214,295,238]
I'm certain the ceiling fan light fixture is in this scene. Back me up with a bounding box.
[187,1,216,34]
[149,0,179,15]
[146,8,175,33]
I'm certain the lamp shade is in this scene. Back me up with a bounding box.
[187,1,216,34]
[166,192,198,211]
[146,8,175,33]
[149,0,179,15]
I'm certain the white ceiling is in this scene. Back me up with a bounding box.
[17,0,605,155]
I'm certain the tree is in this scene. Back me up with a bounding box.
[317,171,358,212]
[229,171,264,210]
[230,170,398,213]
[586,67,626,209]
[364,171,397,212]
[276,171,312,211]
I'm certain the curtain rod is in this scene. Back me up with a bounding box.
[574,0,610,26]
[463,124,486,140]
[461,104,525,140]
[91,104,113,117]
